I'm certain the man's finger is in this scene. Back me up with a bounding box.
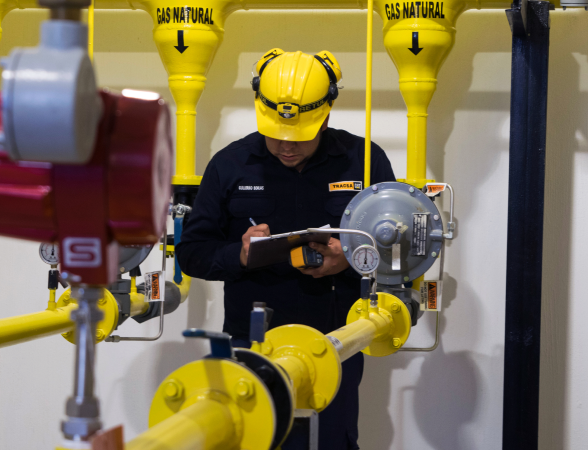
[308,242,330,254]
[249,224,271,236]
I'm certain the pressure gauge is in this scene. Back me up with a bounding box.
[39,243,59,265]
[351,245,380,275]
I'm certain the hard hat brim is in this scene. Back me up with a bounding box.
[255,99,332,142]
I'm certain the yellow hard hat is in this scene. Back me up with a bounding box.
[252,49,342,141]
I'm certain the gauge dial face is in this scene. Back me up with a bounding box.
[352,245,380,275]
[39,243,59,265]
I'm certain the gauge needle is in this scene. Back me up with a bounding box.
[364,250,367,265]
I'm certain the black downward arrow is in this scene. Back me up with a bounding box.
[408,32,423,56]
[174,30,189,54]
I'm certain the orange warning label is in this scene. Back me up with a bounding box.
[151,273,160,300]
[427,282,437,310]
[426,184,446,196]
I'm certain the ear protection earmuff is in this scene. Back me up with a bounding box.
[251,52,281,96]
[313,54,339,105]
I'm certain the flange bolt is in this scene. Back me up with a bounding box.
[235,378,255,400]
[391,303,400,312]
[163,379,184,400]
[311,339,326,356]
[392,338,401,348]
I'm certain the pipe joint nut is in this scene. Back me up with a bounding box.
[65,397,100,418]
[61,416,102,440]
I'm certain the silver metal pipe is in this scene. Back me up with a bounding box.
[106,218,167,342]
[306,227,377,248]
[62,286,103,441]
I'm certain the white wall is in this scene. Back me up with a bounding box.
[0,7,586,450]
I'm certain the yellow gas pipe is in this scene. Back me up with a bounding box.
[0,285,149,348]
[127,292,411,450]
[127,398,239,450]
[0,0,539,191]
[0,302,77,347]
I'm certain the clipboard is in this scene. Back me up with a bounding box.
[246,227,331,269]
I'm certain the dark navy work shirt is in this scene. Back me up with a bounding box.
[177,128,395,340]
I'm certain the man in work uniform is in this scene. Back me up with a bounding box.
[177,48,395,449]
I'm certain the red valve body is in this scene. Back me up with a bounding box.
[0,90,173,285]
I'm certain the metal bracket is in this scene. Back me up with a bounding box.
[106,220,167,343]
[506,0,528,37]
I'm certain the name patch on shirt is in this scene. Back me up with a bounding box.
[238,185,264,191]
[329,181,363,192]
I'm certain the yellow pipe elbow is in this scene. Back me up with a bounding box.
[174,273,192,303]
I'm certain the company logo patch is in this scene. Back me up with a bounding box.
[63,237,102,268]
[329,181,362,192]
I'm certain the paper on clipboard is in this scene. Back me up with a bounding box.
[247,225,331,269]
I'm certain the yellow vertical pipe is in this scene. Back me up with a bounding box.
[364,0,374,187]
[126,398,239,450]
[88,0,94,62]
[48,289,57,311]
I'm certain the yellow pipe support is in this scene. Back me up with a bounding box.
[0,303,77,348]
[88,0,94,62]
[127,398,239,450]
[364,0,373,187]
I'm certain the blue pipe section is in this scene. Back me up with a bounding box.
[174,216,183,284]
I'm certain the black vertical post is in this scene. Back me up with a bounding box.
[503,2,550,449]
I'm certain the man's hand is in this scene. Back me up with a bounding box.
[299,238,349,278]
[240,224,271,267]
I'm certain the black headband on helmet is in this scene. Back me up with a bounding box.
[252,52,340,105]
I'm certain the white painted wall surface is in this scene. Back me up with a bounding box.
[0,8,586,450]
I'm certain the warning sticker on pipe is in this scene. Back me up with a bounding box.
[412,213,429,256]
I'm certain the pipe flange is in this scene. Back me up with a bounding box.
[235,348,294,450]
[148,359,275,450]
[264,325,341,412]
[346,292,412,356]
[57,288,119,344]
